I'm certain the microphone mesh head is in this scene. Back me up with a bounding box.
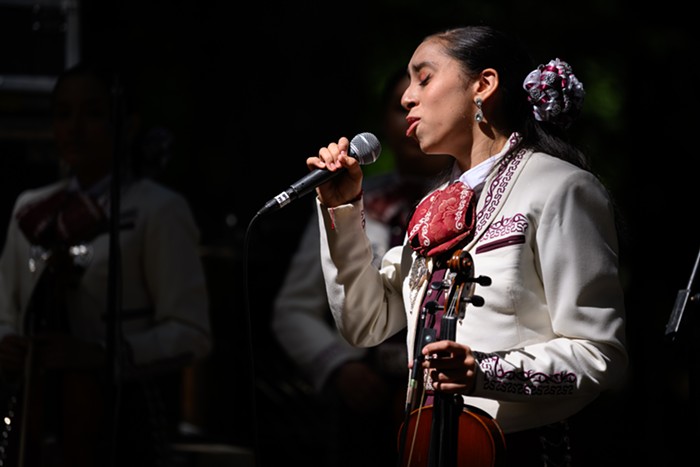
[350,132,382,165]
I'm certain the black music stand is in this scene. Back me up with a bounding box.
[665,246,700,451]
[665,246,700,342]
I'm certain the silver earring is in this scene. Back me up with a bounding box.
[475,97,484,123]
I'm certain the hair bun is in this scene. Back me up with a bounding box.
[523,58,585,129]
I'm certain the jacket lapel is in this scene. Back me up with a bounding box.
[465,147,532,252]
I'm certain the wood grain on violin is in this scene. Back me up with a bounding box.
[399,404,505,467]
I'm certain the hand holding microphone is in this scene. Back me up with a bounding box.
[257,132,381,215]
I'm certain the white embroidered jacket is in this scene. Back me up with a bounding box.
[0,178,212,368]
[317,148,628,433]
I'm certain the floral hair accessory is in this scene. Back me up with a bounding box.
[522,58,585,129]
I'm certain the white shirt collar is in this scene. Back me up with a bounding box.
[458,157,497,194]
[455,133,521,195]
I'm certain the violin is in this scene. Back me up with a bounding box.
[397,250,506,467]
[0,189,110,466]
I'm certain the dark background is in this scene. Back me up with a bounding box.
[0,0,698,465]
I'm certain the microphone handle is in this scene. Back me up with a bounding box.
[289,167,343,199]
[257,168,342,216]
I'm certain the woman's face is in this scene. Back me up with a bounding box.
[384,75,451,177]
[402,38,475,158]
[51,73,114,179]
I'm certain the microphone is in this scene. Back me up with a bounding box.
[257,132,381,216]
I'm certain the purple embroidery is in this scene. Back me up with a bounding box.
[476,147,526,235]
[475,352,577,396]
[481,213,528,242]
[476,213,528,253]
[475,234,525,254]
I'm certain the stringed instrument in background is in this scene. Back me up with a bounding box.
[0,246,107,467]
[398,250,506,467]
[0,190,111,466]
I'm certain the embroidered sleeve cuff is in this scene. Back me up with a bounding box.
[320,191,365,231]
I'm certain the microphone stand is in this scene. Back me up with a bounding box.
[664,245,700,446]
[105,73,126,466]
[665,246,700,341]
